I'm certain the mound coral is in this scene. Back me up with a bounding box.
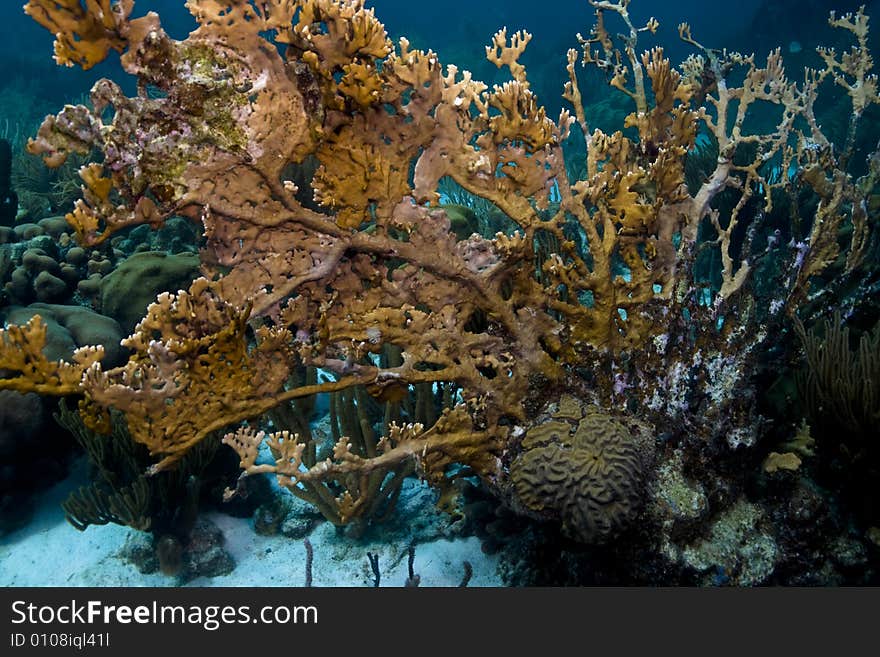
[511,396,645,543]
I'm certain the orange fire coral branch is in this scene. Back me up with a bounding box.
[10,0,877,530]
[0,315,104,395]
[23,0,135,69]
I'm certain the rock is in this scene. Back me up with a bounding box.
[654,452,709,528]
[254,503,285,536]
[0,391,46,458]
[120,533,160,575]
[181,518,235,580]
[185,545,235,579]
[281,513,316,540]
[679,499,778,586]
[0,390,67,536]
[829,535,868,569]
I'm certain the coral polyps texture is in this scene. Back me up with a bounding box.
[511,396,646,543]
[3,0,878,552]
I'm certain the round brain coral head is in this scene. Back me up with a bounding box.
[511,402,644,544]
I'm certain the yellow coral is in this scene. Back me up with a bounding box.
[24,0,133,69]
[0,315,104,395]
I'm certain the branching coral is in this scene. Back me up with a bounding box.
[5,0,878,540]
[23,0,134,70]
[0,314,103,395]
[224,405,495,525]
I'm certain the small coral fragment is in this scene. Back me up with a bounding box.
[762,452,802,473]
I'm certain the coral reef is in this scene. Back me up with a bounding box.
[796,312,879,440]
[120,516,235,582]
[2,302,125,365]
[794,311,880,528]
[0,215,119,309]
[12,149,94,222]
[1,0,878,583]
[54,399,244,576]
[676,499,779,586]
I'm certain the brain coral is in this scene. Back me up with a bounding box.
[511,397,644,543]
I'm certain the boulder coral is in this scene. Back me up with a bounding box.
[511,396,647,543]
[99,251,201,333]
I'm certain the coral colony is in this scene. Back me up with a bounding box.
[1,0,878,583]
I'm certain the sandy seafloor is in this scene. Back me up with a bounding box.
[0,458,503,587]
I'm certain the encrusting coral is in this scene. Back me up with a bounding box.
[1,0,877,540]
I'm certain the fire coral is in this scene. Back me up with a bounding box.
[3,0,877,539]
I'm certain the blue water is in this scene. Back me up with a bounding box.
[2,0,873,120]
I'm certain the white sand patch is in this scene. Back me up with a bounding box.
[0,467,503,588]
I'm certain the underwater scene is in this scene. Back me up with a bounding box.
[0,0,879,587]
